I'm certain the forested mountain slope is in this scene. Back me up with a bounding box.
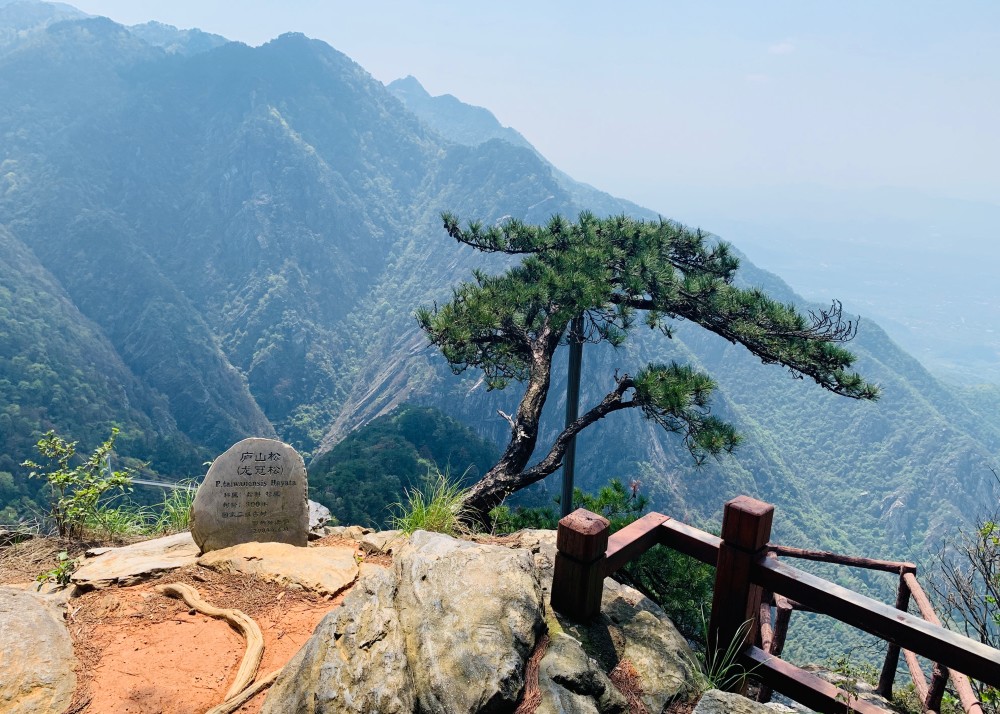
[0,3,996,572]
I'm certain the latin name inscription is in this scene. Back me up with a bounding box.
[213,450,298,534]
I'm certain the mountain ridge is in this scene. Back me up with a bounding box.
[0,2,996,594]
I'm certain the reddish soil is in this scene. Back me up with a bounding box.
[2,537,389,714]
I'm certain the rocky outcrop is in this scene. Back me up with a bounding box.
[263,530,546,713]
[0,586,76,714]
[197,541,359,597]
[536,633,628,714]
[513,529,698,713]
[71,531,200,589]
[262,528,705,714]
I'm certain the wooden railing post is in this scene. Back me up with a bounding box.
[708,495,774,688]
[876,569,913,699]
[550,508,610,621]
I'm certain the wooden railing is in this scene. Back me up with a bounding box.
[550,496,998,714]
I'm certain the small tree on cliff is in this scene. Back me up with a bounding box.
[417,212,879,518]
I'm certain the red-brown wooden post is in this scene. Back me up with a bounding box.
[708,495,774,690]
[550,509,610,621]
[876,570,912,699]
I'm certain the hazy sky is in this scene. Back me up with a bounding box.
[68,1,1000,216]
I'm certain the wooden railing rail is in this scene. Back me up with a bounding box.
[550,498,996,714]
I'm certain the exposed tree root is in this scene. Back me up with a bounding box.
[155,582,266,703]
[204,669,281,714]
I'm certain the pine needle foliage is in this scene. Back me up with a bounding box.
[418,212,879,516]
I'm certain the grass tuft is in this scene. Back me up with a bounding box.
[390,469,471,536]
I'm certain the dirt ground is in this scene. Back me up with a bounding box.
[1,535,390,714]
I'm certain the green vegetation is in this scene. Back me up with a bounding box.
[390,469,472,536]
[931,470,1000,713]
[35,550,76,590]
[419,212,878,518]
[148,481,196,534]
[23,428,134,539]
[493,479,713,640]
[0,9,998,672]
[309,405,497,529]
[18,427,197,542]
[690,617,758,695]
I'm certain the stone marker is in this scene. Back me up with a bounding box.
[190,437,309,553]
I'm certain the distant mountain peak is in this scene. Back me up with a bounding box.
[127,19,228,56]
[387,75,430,98]
[387,74,531,151]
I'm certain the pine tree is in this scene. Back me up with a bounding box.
[418,212,879,518]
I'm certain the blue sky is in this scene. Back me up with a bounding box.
[68,1,1000,213]
[64,1,1000,381]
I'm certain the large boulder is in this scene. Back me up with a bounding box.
[262,530,546,714]
[0,587,76,714]
[190,438,309,553]
[262,566,415,713]
[396,531,545,712]
[536,633,628,714]
[263,528,700,714]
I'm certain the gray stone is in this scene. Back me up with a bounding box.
[556,577,697,714]
[190,438,309,553]
[694,689,782,714]
[325,524,373,540]
[359,529,405,554]
[71,531,199,589]
[396,531,545,713]
[537,633,628,714]
[262,566,415,714]
[197,541,359,596]
[308,499,333,539]
[0,586,76,714]
[260,530,545,714]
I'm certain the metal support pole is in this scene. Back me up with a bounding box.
[561,315,584,517]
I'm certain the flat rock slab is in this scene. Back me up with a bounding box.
[72,532,200,590]
[693,689,791,714]
[197,542,359,596]
[0,586,76,714]
[359,529,406,554]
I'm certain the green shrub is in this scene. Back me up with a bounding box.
[36,550,76,590]
[23,428,134,539]
[83,501,149,541]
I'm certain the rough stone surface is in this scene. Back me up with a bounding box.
[359,529,405,554]
[694,689,786,714]
[262,566,415,714]
[261,530,545,714]
[190,437,309,553]
[196,541,359,596]
[557,577,697,714]
[397,531,545,713]
[308,499,332,539]
[71,531,199,589]
[325,524,373,540]
[536,633,628,714]
[607,582,697,712]
[0,586,76,714]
